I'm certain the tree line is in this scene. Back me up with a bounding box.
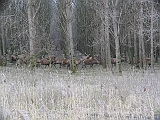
[0,0,159,73]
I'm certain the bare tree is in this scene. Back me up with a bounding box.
[66,0,76,72]
[111,0,122,73]
[104,0,112,70]
[99,0,111,69]
[1,11,5,56]
[150,1,154,71]
[27,0,37,56]
[0,49,2,66]
[138,1,145,69]
[149,1,159,71]
[133,2,138,65]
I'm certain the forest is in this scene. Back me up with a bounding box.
[0,0,160,119]
[0,0,159,72]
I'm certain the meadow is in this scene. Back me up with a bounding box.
[0,64,160,120]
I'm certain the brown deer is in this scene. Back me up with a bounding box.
[111,57,126,66]
[137,58,151,67]
[61,58,70,68]
[17,54,27,65]
[147,58,151,66]
[63,59,82,68]
[47,55,56,62]
[37,59,52,68]
[81,53,91,61]
[11,54,27,66]
[11,55,18,63]
[111,58,116,65]
[75,59,82,66]
[82,56,99,68]
[52,58,63,68]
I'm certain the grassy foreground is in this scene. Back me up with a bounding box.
[0,65,160,120]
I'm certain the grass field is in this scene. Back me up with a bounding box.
[0,64,160,120]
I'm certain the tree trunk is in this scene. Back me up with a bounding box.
[150,2,154,72]
[0,47,2,66]
[134,30,138,64]
[133,3,138,65]
[104,0,111,70]
[100,40,106,67]
[112,0,122,73]
[139,1,145,69]
[28,0,36,56]
[128,30,132,64]
[66,0,76,73]
[100,1,106,68]
[1,15,5,55]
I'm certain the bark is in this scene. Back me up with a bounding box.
[100,1,106,68]
[112,0,122,73]
[139,1,145,69]
[134,30,138,64]
[128,30,132,64]
[0,12,4,66]
[100,40,106,67]
[150,2,154,71]
[104,0,111,70]
[1,14,5,55]
[133,1,138,65]
[28,0,36,56]
[66,0,76,73]
[0,49,2,66]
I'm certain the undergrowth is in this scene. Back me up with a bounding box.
[0,65,160,120]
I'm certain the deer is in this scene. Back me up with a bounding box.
[52,58,64,68]
[81,53,91,61]
[11,54,18,63]
[61,58,70,68]
[37,59,52,68]
[111,57,126,66]
[61,59,81,68]
[75,59,82,67]
[11,54,28,66]
[82,56,99,68]
[47,55,56,62]
[137,58,151,67]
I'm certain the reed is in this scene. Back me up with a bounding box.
[0,66,160,119]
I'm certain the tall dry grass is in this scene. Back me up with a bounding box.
[0,65,160,120]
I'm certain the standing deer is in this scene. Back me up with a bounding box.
[52,58,63,68]
[82,56,99,68]
[111,57,126,66]
[61,58,70,68]
[37,59,52,68]
[137,58,151,67]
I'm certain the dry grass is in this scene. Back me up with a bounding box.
[0,64,160,120]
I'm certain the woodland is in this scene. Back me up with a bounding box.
[0,0,160,120]
[0,0,160,72]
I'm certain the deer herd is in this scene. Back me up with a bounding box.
[36,54,100,68]
[2,53,151,69]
